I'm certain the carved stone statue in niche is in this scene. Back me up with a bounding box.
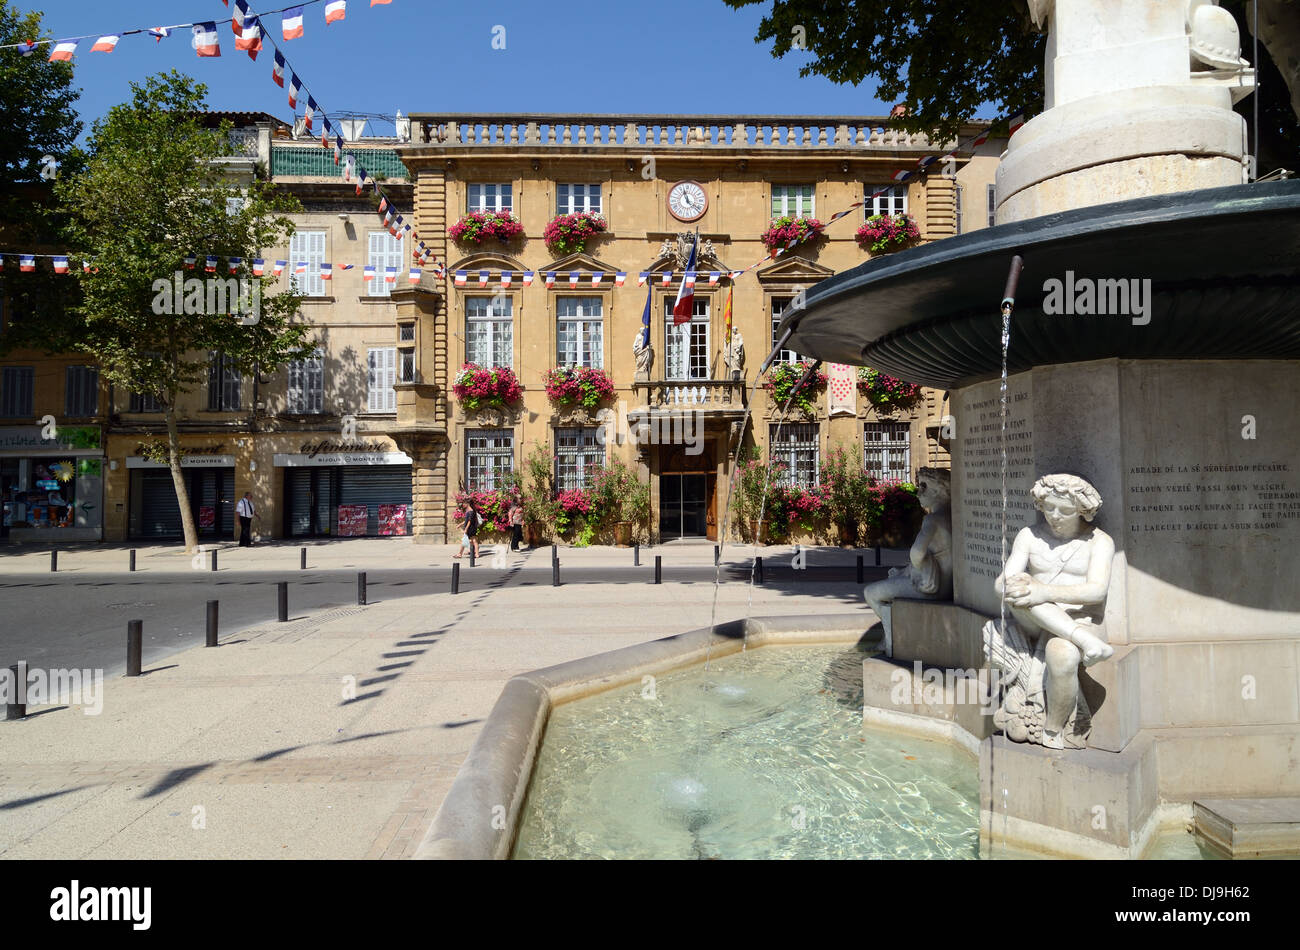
[658,233,717,270]
[862,468,952,657]
[983,473,1115,750]
[723,327,744,381]
[633,329,653,381]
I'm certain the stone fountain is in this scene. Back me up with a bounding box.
[779,0,1300,857]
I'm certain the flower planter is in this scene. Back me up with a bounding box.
[612,521,633,547]
[543,212,607,256]
[761,216,825,255]
[856,214,922,255]
[449,211,525,247]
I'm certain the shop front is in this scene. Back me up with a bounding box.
[275,439,413,538]
[126,450,237,540]
[0,425,105,542]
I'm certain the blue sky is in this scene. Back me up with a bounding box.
[31,0,899,136]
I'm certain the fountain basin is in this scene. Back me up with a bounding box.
[775,180,1300,389]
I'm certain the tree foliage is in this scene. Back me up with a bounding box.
[0,0,83,185]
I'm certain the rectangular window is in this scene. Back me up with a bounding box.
[556,183,602,215]
[863,422,912,481]
[870,185,908,218]
[289,230,327,297]
[465,428,514,490]
[955,183,963,235]
[466,296,514,368]
[987,183,997,228]
[770,422,819,488]
[556,297,603,368]
[367,347,396,412]
[468,183,513,213]
[129,392,161,413]
[207,352,241,411]
[0,366,34,417]
[400,349,415,384]
[664,298,710,380]
[287,349,324,414]
[770,297,801,364]
[65,365,99,417]
[771,184,815,217]
[555,426,603,490]
[366,231,403,298]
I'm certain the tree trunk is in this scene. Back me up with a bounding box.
[164,405,199,553]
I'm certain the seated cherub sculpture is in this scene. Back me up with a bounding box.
[984,473,1115,750]
[863,468,952,656]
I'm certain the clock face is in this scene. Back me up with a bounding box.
[668,181,708,222]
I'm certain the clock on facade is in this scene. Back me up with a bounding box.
[667,180,708,222]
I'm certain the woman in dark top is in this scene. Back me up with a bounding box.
[452,501,482,559]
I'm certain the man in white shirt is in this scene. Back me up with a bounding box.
[236,492,259,546]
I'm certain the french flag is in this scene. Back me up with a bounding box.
[235,18,262,58]
[661,271,672,285]
[637,273,649,287]
[478,271,490,287]
[295,261,308,274]
[674,237,698,324]
[971,128,991,148]
[148,27,170,42]
[320,262,333,280]
[326,1,347,24]
[303,97,316,132]
[283,6,305,40]
[499,272,512,288]
[590,272,603,287]
[408,267,421,284]
[385,267,397,283]
[205,256,218,273]
[232,0,250,34]
[614,273,627,287]
[522,272,535,287]
[378,197,388,214]
[228,258,242,274]
[568,271,580,288]
[272,50,286,87]
[184,255,196,270]
[19,256,35,272]
[252,259,265,276]
[544,273,556,289]
[192,23,220,57]
[1008,114,1027,137]
[371,0,392,5]
[892,170,912,182]
[454,271,467,287]
[48,40,77,62]
[91,35,120,53]
[52,256,68,274]
[273,261,287,277]
[288,76,301,109]
[16,40,38,56]
[708,272,720,285]
[364,265,376,283]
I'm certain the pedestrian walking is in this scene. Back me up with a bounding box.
[509,498,525,551]
[236,491,260,547]
[452,500,482,559]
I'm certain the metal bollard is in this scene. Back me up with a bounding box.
[857,555,864,585]
[5,662,27,720]
[654,555,662,585]
[129,549,137,572]
[756,557,764,584]
[206,600,219,648]
[210,549,218,572]
[357,572,367,605]
[551,543,558,563]
[300,547,307,570]
[552,559,560,587]
[451,562,460,594]
[469,546,476,567]
[126,621,142,677]
[714,545,720,566]
[875,544,882,567]
[634,543,640,566]
[50,549,57,572]
[277,582,288,622]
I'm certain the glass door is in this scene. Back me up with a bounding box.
[659,473,709,539]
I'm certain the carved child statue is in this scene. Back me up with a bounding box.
[984,473,1115,750]
[862,467,952,657]
[633,329,653,381]
[723,327,745,381]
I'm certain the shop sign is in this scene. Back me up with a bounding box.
[0,426,103,456]
[125,454,235,469]
[273,451,412,467]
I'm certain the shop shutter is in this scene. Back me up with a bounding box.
[136,470,183,538]
[336,465,412,535]
[287,468,313,535]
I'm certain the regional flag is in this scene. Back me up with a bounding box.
[205,256,218,273]
[288,76,301,109]
[385,266,397,284]
[272,50,286,87]
[252,259,265,276]
[192,23,220,57]
[568,271,580,288]
[19,255,35,272]
[672,234,698,325]
[48,40,77,62]
[454,271,467,287]
[522,272,535,287]
[320,262,333,280]
[91,35,120,53]
[408,267,421,284]
[228,258,242,274]
[326,1,347,24]
[283,6,305,40]
[722,282,734,338]
[273,260,287,277]
[52,256,68,274]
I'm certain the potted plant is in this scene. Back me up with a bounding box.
[821,444,870,547]
[731,449,781,544]
[760,215,825,254]
[855,213,922,255]
[763,360,828,415]
[589,458,650,546]
[523,444,557,545]
[452,363,523,411]
[543,212,607,256]
[449,211,525,247]
[543,366,615,408]
[857,367,924,416]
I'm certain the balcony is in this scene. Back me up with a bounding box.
[407,113,969,153]
[631,379,747,414]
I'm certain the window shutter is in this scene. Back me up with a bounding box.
[367,349,380,412]
[308,352,323,413]
[385,347,396,410]
[208,352,221,410]
[287,358,302,413]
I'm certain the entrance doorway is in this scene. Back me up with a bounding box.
[659,473,709,540]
